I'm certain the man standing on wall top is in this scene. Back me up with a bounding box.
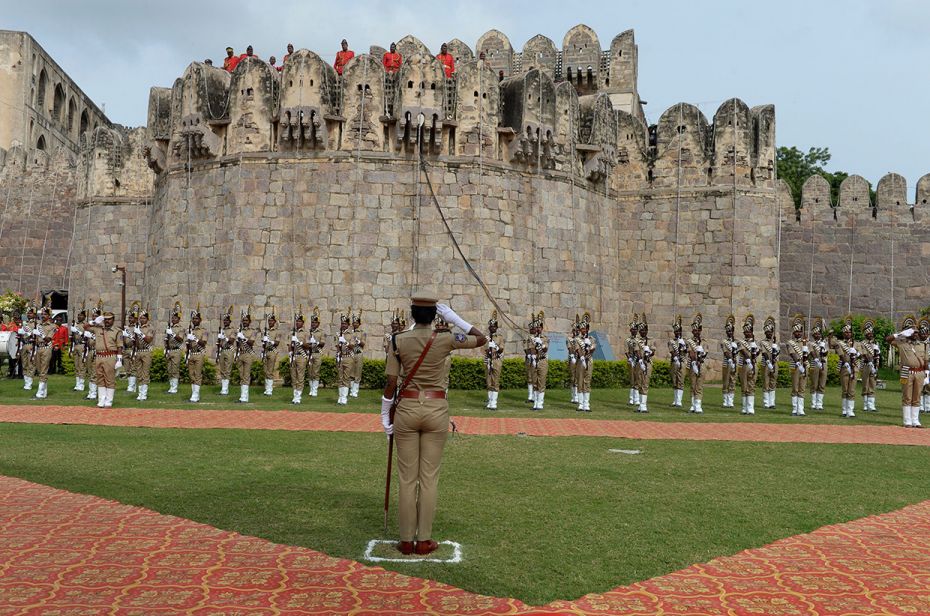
[334,39,354,75]
[383,42,402,73]
[436,43,455,77]
[223,47,240,72]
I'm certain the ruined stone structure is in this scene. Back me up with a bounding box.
[0,26,926,371]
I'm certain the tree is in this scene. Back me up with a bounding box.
[777,146,874,209]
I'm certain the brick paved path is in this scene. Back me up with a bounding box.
[1,404,929,446]
[1,476,929,615]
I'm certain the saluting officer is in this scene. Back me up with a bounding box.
[307,307,325,397]
[760,316,779,409]
[32,305,58,400]
[886,315,926,428]
[787,314,809,416]
[186,307,208,403]
[720,315,737,408]
[261,308,284,396]
[687,313,707,414]
[381,295,486,556]
[216,306,236,395]
[349,311,367,398]
[626,314,641,407]
[530,311,549,411]
[858,318,880,412]
[84,310,125,408]
[289,308,310,404]
[830,316,858,418]
[164,302,184,394]
[335,308,352,405]
[484,311,503,410]
[737,315,759,415]
[235,308,260,403]
[133,307,155,401]
[576,312,596,412]
[808,318,828,410]
[635,316,654,412]
[668,315,685,408]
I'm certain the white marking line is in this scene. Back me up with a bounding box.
[609,449,642,454]
[363,539,463,564]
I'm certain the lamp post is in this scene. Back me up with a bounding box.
[111,266,126,327]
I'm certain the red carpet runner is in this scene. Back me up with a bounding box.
[1,476,929,615]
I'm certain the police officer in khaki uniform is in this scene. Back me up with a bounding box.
[523,319,537,403]
[808,318,828,410]
[261,309,284,396]
[668,315,686,408]
[335,309,352,405]
[234,308,260,403]
[385,309,406,354]
[886,316,926,428]
[164,302,184,394]
[123,304,140,393]
[32,306,57,400]
[82,302,102,400]
[830,316,858,418]
[720,315,737,408]
[133,308,155,401]
[289,307,310,404]
[185,307,208,402]
[736,315,759,415]
[84,310,124,408]
[18,303,37,391]
[576,312,596,412]
[787,314,809,416]
[635,315,654,413]
[70,306,88,392]
[215,307,236,395]
[484,311,503,410]
[567,320,580,403]
[307,307,325,397]
[687,313,707,413]
[349,311,366,398]
[530,311,549,411]
[626,314,640,407]
[918,318,930,415]
[760,316,779,409]
[858,318,880,412]
[381,295,486,556]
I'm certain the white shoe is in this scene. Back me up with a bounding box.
[528,385,534,402]
[870,395,877,411]
[264,378,274,396]
[537,391,545,410]
[747,396,755,415]
[189,384,201,403]
[97,389,106,407]
[86,383,97,400]
[914,405,923,428]
[629,389,635,405]
[797,397,805,416]
[583,392,591,411]
[238,385,249,403]
[639,394,648,413]
[310,380,319,396]
[136,384,148,401]
[338,386,348,404]
[167,378,178,394]
[104,387,114,408]
[127,376,136,393]
[740,396,748,415]
[791,396,798,416]
[220,379,229,395]
[689,396,695,412]
[847,398,855,418]
[23,376,32,390]
[904,405,913,428]
[489,391,498,410]
[695,399,703,414]
[292,389,302,404]
[571,386,577,403]
[74,377,84,391]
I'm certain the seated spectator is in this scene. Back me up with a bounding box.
[383,42,402,73]
[436,43,455,78]
[334,39,354,76]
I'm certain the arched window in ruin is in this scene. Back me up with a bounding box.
[79,109,89,135]
[36,69,47,109]
[36,135,46,150]
[53,84,65,123]
[67,98,76,133]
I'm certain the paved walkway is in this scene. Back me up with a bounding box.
[1,476,928,615]
[1,404,929,446]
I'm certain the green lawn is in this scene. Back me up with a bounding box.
[0,373,910,426]
[0,423,927,604]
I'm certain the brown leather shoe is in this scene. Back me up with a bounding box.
[396,541,415,555]
[414,539,439,555]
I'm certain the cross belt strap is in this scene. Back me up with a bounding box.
[389,331,438,423]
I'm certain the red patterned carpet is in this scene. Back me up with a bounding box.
[2,404,930,446]
[1,476,929,615]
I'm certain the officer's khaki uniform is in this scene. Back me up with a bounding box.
[687,337,706,411]
[891,336,926,427]
[626,333,640,405]
[858,339,879,410]
[635,337,653,397]
[787,337,808,413]
[34,320,57,384]
[484,334,503,392]
[350,327,366,385]
[307,326,324,394]
[577,335,596,393]
[721,336,737,405]
[71,321,87,389]
[165,322,184,383]
[290,327,311,402]
[760,337,779,399]
[123,321,138,384]
[831,336,858,407]
[809,338,828,395]
[20,320,36,381]
[668,336,684,392]
[524,337,536,401]
[134,323,155,385]
[262,325,284,381]
[737,339,757,395]
[187,325,208,385]
[567,336,579,394]
[335,330,352,387]
[85,324,124,389]
[386,325,480,542]
[532,334,549,394]
[236,327,260,386]
[216,325,236,383]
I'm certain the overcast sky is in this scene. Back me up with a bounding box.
[8,0,928,186]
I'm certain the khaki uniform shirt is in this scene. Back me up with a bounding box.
[787,338,809,369]
[687,337,706,372]
[579,335,596,361]
[307,327,324,353]
[386,325,480,388]
[85,324,125,355]
[237,326,260,357]
[264,325,284,355]
[292,326,312,356]
[135,323,156,351]
[218,325,237,351]
[349,328,366,355]
[892,338,925,370]
[35,321,57,348]
[188,325,208,355]
[166,322,184,351]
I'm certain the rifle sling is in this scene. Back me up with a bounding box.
[389,330,438,423]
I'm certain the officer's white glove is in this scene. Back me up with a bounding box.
[165,327,174,336]
[898,328,915,338]
[309,336,317,344]
[638,359,646,371]
[696,345,704,354]
[727,359,735,370]
[380,396,394,436]
[691,360,699,373]
[570,356,576,364]
[291,335,300,343]
[94,316,105,325]
[436,303,473,333]
[133,327,142,336]
[115,356,123,370]
[83,330,93,339]
[70,325,79,333]
[814,359,822,369]
[17,327,26,335]
[261,335,269,343]
[750,341,758,351]
[767,361,774,371]
[236,332,246,341]
[798,365,806,375]
[186,333,196,341]
[338,336,347,344]
[871,365,878,376]
[849,348,858,357]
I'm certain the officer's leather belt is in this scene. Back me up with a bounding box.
[97,351,118,357]
[399,389,446,399]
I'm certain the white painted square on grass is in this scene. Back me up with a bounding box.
[363,539,463,563]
